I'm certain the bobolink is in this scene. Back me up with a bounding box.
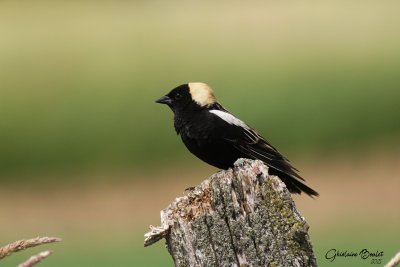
[156,82,318,197]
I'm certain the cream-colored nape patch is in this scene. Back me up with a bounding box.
[188,82,216,107]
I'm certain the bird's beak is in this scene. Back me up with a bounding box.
[155,95,172,105]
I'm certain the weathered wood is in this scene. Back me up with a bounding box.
[144,159,317,267]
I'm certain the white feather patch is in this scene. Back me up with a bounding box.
[188,82,216,107]
[210,110,259,142]
[209,110,248,128]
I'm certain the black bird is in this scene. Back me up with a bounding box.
[156,82,318,197]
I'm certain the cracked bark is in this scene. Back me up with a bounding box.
[144,159,317,267]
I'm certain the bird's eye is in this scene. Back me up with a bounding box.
[175,93,182,100]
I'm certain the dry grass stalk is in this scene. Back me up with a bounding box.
[18,250,52,267]
[385,252,400,267]
[0,237,61,260]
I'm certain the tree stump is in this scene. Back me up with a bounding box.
[144,159,317,267]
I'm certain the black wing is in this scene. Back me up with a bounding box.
[209,108,319,197]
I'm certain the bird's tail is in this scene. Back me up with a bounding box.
[270,169,319,197]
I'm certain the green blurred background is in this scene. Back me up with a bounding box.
[1,1,399,266]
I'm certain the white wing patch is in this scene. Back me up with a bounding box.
[209,110,260,142]
[209,110,249,128]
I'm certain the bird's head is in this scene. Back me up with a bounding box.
[155,82,217,112]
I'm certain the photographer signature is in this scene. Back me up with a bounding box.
[325,249,384,264]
